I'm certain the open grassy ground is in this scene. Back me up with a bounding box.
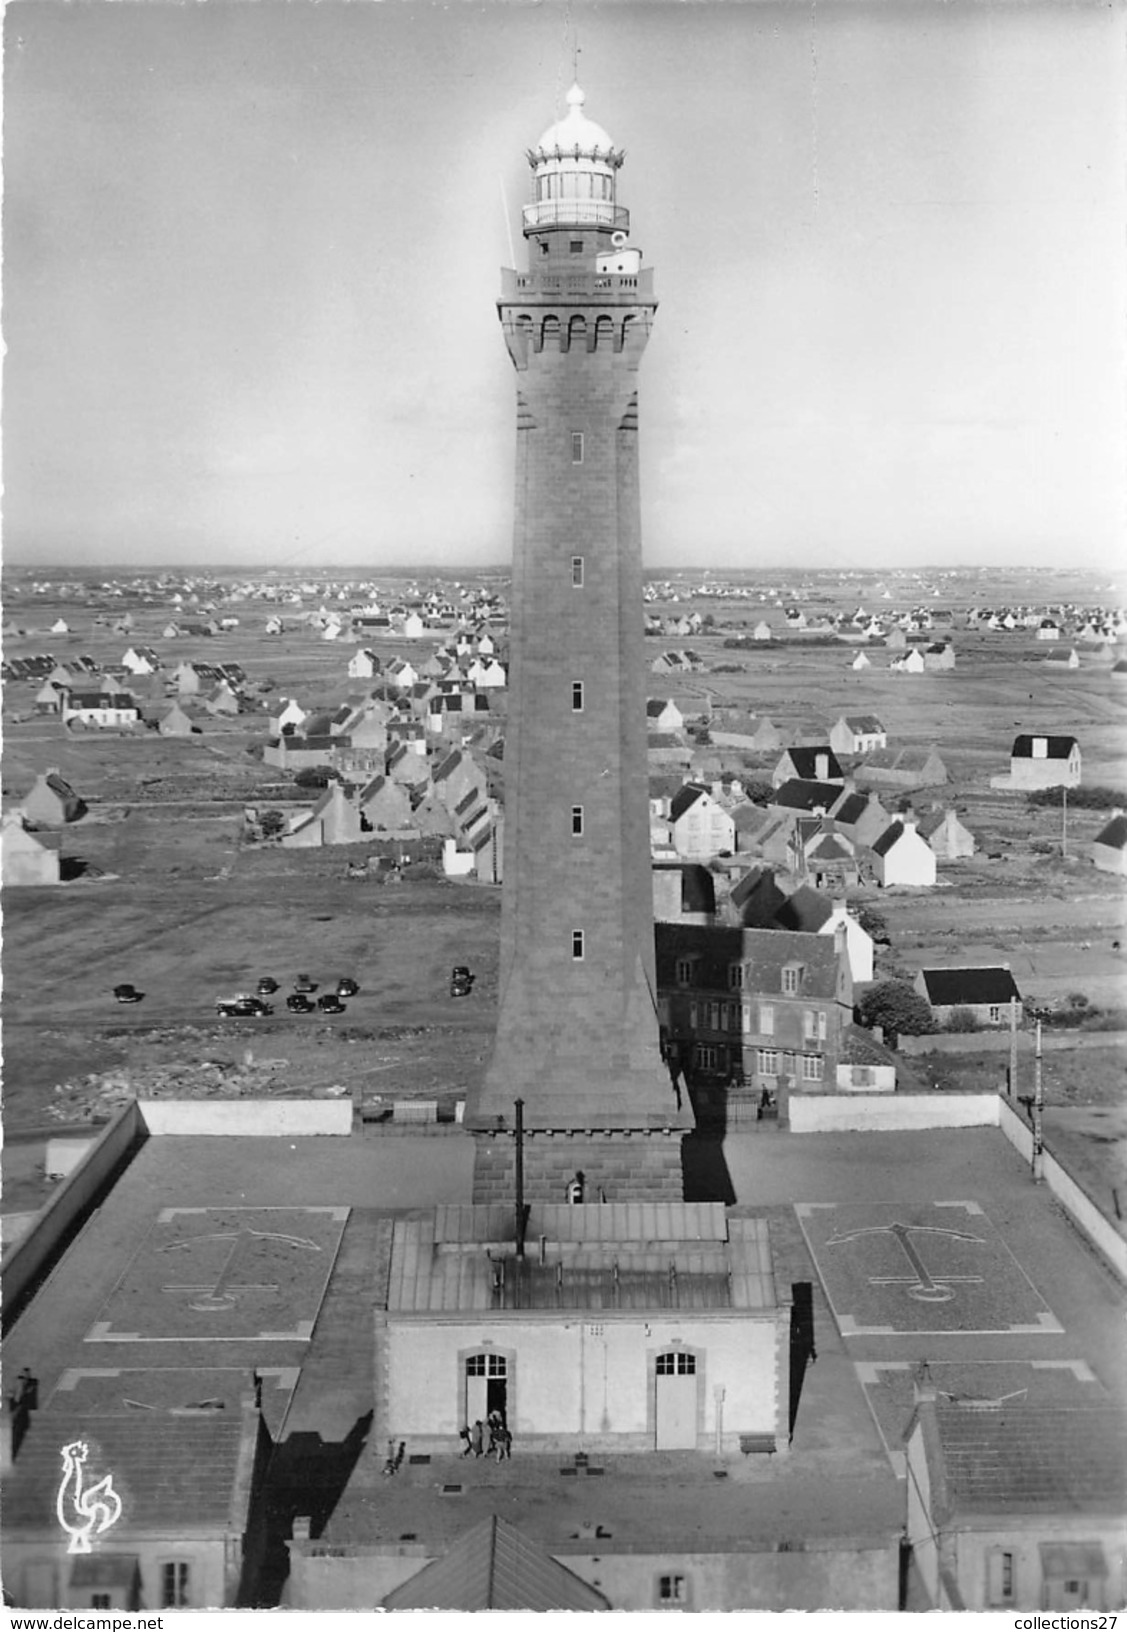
[4,579,1125,1232]
[2,870,501,1132]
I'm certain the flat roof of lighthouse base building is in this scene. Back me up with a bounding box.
[385,1203,777,1313]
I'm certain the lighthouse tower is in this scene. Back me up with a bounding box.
[467,85,693,1203]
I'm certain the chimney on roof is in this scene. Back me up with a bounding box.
[815,752,828,780]
[912,1360,937,1406]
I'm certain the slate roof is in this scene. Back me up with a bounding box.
[863,746,944,773]
[783,747,844,780]
[669,783,709,821]
[432,750,462,783]
[6,1409,251,1534]
[832,791,875,827]
[656,921,840,998]
[806,831,854,863]
[918,966,1021,1005]
[728,864,785,914]
[382,1515,610,1611]
[773,884,833,933]
[771,779,843,812]
[1011,734,1078,759]
[730,802,773,834]
[1094,813,1127,850]
[933,1405,1127,1517]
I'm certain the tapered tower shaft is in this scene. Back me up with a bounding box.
[467,85,691,1201]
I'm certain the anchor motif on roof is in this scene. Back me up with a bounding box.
[825,1219,984,1303]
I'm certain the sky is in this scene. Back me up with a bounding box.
[4,0,1125,574]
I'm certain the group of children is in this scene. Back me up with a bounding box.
[459,1410,512,1461]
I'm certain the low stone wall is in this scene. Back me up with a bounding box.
[138,1099,354,1137]
[997,1097,1127,1282]
[788,1093,997,1134]
[2,1099,146,1329]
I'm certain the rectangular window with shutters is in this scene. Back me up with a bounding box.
[759,1005,775,1036]
[677,959,695,987]
[571,555,584,587]
[571,805,584,836]
[986,1550,1015,1605]
[728,963,744,990]
[656,1572,690,1608]
[801,1054,824,1081]
[741,1003,752,1034]
[572,680,584,712]
[804,1009,826,1042]
[572,930,585,961]
[757,1049,779,1076]
[161,1563,190,1609]
[571,431,585,463]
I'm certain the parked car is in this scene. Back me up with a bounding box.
[318,994,346,1014]
[216,996,273,1018]
[450,965,474,998]
[256,976,279,994]
[336,977,360,997]
[114,984,143,1004]
[286,993,315,1014]
[293,973,318,993]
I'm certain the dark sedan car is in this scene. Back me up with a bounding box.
[216,996,273,1018]
[336,977,360,997]
[318,994,346,1014]
[114,984,143,1004]
[286,993,316,1014]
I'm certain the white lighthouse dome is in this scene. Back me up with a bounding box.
[533,83,620,161]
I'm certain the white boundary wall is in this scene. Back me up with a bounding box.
[788,1093,997,1133]
[139,1099,353,1136]
[788,1092,1126,1284]
[997,1097,1127,1283]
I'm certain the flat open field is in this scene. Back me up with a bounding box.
[2,869,501,1133]
[4,574,1125,1235]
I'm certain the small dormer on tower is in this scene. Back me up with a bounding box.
[522,83,642,273]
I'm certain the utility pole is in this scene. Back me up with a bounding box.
[1032,1016,1044,1183]
[1008,996,1018,1099]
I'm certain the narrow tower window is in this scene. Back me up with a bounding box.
[571,432,584,464]
[572,930,585,961]
[571,556,584,587]
[571,806,584,836]
[571,680,584,712]
[570,239,584,254]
